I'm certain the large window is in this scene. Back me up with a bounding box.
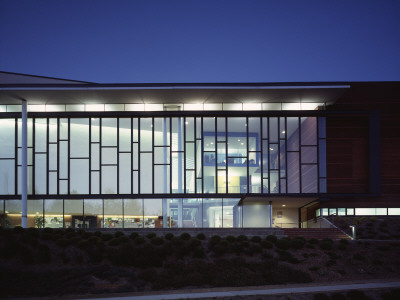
[1,115,326,197]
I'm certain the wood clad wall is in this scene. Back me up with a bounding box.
[326,82,400,205]
[326,115,369,193]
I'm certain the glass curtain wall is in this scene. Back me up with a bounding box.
[0,116,325,197]
[0,198,243,228]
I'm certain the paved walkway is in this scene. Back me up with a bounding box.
[75,280,400,300]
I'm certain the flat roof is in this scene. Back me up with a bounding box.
[1,71,397,106]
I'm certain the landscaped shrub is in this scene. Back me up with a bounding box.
[326,251,341,260]
[13,226,24,234]
[129,232,139,240]
[87,248,104,264]
[56,238,70,247]
[171,236,183,247]
[20,246,35,264]
[151,237,164,246]
[87,236,99,244]
[192,248,205,258]
[209,235,221,247]
[94,230,102,237]
[195,233,206,240]
[180,232,191,240]
[290,238,305,250]
[61,251,70,264]
[77,240,90,249]
[308,238,318,244]
[69,236,82,245]
[165,233,174,240]
[64,227,75,234]
[325,259,336,267]
[237,234,248,242]
[261,240,274,249]
[225,235,236,243]
[251,236,262,243]
[101,233,113,241]
[146,233,156,239]
[108,238,120,246]
[114,231,124,238]
[353,253,366,261]
[117,236,130,243]
[26,228,40,238]
[134,236,146,245]
[188,238,201,249]
[276,238,290,250]
[276,249,294,262]
[41,232,55,241]
[309,266,320,271]
[251,244,262,253]
[320,240,334,250]
[266,235,278,243]
[37,244,51,263]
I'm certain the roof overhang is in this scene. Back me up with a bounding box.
[0,82,350,105]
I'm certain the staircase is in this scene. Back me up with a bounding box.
[282,228,352,240]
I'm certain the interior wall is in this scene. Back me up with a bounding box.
[272,207,298,228]
[243,202,270,227]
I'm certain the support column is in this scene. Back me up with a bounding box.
[163,118,168,228]
[21,100,28,228]
[178,118,183,228]
[269,201,273,228]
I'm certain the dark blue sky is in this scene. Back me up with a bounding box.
[1,0,399,83]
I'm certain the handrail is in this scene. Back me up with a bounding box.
[319,216,354,240]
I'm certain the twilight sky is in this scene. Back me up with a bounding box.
[0,0,399,83]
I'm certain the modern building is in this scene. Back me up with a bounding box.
[0,71,399,229]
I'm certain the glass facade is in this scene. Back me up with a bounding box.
[0,198,243,229]
[0,113,327,228]
[0,116,326,197]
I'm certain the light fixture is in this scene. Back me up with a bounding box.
[241,143,244,145]
[238,139,240,142]
[282,204,286,207]
[185,121,189,125]
[269,147,274,151]
[282,130,286,134]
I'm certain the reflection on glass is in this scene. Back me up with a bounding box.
[5,200,21,227]
[104,199,122,228]
[144,198,162,228]
[223,198,241,228]
[84,199,102,229]
[301,165,318,193]
[70,118,89,157]
[44,199,63,228]
[64,199,83,229]
[28,199,43,228]
[124,199,143,228]
[102,118,117,146]
[203,198,222,228]
[183,198,202,227]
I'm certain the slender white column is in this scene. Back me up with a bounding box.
[21,100,28,228]
[269,201,273,228]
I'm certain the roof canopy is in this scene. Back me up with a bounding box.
[0,71,350,105]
